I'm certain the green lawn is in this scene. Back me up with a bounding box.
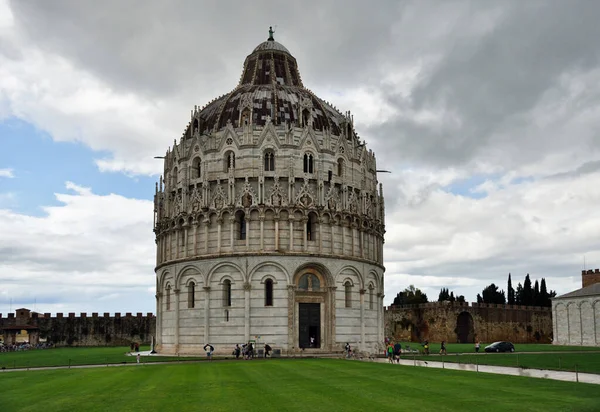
[1,359,598,412]
[0,346,199,369]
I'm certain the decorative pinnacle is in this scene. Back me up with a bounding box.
[268,26,275,41]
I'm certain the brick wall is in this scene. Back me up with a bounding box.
[582,269,600,288]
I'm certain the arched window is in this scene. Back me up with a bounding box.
[306,214,316,241]
[264,151,275,171]
[303,153,314,173]
[224,151,235,172]
[344,281,352,308]
[223,279,232,307]
[265,279,274,306]
[337,158,344,177]
[192,157,201,179]
[369,284,374,310]
[166,285,171,311]
[188,282,195,309]
[237,211,246,240]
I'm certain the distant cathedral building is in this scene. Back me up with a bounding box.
[154,29,386,355]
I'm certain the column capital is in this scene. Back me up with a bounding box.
[203,286,211,291]
[243,282,252,291]
[359,289,366,295]
[174,289,180,295]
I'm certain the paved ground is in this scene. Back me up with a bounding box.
[369,357,600,385]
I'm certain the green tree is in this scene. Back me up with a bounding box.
[392,285,428,306]
[522,274,533,306]
[438,288,450,302]
[540,278,550,307]
[533,280,540,306]
[479,283,506,304]
[507,273,515,305]
[515,282,523,305]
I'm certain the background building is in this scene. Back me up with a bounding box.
[153,30,386,355]
[552,269,600,346]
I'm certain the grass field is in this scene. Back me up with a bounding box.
[1,359,599,411]
[0,346,199,369]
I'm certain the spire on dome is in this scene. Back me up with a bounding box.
[268,26,275,41]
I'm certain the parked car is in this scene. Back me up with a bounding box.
[484,341,515,353]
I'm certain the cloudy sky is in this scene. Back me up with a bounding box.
[1,0,600,315]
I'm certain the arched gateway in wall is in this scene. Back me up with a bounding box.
[153,30,386,355]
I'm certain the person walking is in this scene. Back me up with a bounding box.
[440,340,447,355]
[234,344,241,359]
[264,343,272,358]
[136,353,141,364]
[475,341,481,353]
[204,343,214,361]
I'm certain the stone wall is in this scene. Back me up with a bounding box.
[384,301,552,344]
[0,311,155,347]
[552,297,600,346]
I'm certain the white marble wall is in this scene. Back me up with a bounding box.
[553,297,600,346]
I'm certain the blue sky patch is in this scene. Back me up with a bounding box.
[0,118,156,216]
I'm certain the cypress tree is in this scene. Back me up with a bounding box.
[540,278,550,307]
[523,274,533,306]
[533,280,540,306]
[507,273,515,305]
[515,282,523,305]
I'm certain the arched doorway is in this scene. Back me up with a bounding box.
[456,312,475,343]
[290,265,334,352]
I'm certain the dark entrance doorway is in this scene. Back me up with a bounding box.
[299,303,320,348]
[456,311,475,343]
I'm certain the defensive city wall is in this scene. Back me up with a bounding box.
[0,308,155,346]
[2,302,552,347]
[384,301,553,344]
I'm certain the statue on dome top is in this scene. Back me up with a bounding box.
[268,26,275,41]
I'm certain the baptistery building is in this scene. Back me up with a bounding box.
[154,30,386,355]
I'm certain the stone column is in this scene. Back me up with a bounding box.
[360,289,366,351]
[341,224,345,255]
[217,218,223,253]
[302,217,308,251]
[275,218,279,250]
[328,286,337,351]
[330,222,335,254]
[260,216,265,250]
[229,217,235,251]
[203,286,211,344]
[318,219,323,253]
[360,229,365,258]
[175,231,180,259]
[174,289,180,353]
[377,293,383,344]
[287,285,295,352]
[193,224,198,256]
[351,223,355,257]
[183,228,188,258]
[204,219,209,253]
[156,292,163,347]
[244,282,251,342]
[289,218,294,251]
[245,217,250,249]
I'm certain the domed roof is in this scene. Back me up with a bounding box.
[252,40,291,54]
[193,30,347,136]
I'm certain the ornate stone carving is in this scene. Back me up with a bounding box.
[211,180,227,210]
[325,185,340,211]
[189,186,203,213]
[267,175,286,206]
[296,176,315,207]
[237,176,258,208]
[348,190,358,214]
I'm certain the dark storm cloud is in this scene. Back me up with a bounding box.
[367,1,600,168]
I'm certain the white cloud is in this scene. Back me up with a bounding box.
[0,168,14,178]
[0,182,155,313]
